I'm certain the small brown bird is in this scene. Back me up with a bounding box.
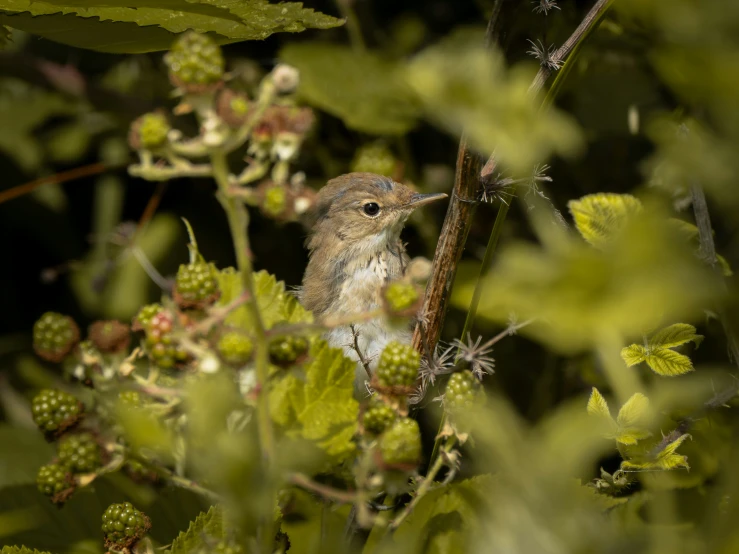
[300,172,447,394]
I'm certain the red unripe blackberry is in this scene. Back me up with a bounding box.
[33,312,80,362]
[144,312,189,369]
[132,303,163,332]
[89,320,130,354]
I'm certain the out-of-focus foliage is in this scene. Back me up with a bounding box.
[0,0,343,53]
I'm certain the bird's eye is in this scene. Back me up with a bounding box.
[363,202,381,217]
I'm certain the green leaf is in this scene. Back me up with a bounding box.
[405,29,582,173]
[280,43,420,135]
[620,344,647,367]
[568,193,643,248]
[270,340,358,460]
[586,387,611,420]
[218,269,313,331]
[170,505,225,554]
[621,434,691,472]
[648,323,702,349]
[0,1,343,53]
[0,546,49,554]
[645,348,695,376]
[613,393,652,445]
[0,424,54,488]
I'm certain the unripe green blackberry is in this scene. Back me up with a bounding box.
[101,502,151,550]
[269,335,309,366]
[164,31,224,92]
[124,459,158,484]
[36,463,73,499]
[215,540,245,554]
[173,262,220,309]
[217,331,254,366]
[375,342,420,390]
[382,281,421,317]
[363,397,396,435]
[379,417,421,468]
[31,389,83,434]
[33,312,80,363]
[444,370,483,414]
[217,89,250,128]
[132,303,163,332]
[89,320,130,354]
[118,390,142,406]
[57,432,101,474]
[128,112,170,150]
[145,312,189,369]
[351,142,397,177]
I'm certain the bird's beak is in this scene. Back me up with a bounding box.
[405,192,448,209]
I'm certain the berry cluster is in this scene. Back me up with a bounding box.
[379,417,421,468]
[129,112,170,150]
[164,31,224,92]
[57,432,102,474]
[362,397,397,435]
[374,341,420,391]
[33,312,80,363]
[217,331,254,366]
[36,463,73,501]
[269,335,309,366]
[215,540,245,554]
[174,261,220,309]
[31,389,83,434]
[101,502,151,550]
[444,370,483,414]
[145,312,189,369]
[118,390,142,406]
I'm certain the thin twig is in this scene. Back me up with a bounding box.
[0,162,111,205]
[350,324,373,380]
[289,473,357,504]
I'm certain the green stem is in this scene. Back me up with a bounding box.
[211,151,275,462]
[334,0,366,52]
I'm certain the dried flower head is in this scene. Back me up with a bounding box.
[532,0,560,15]
[452,334,496,381]
[527,39,562,71]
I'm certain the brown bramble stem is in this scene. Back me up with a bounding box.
[0,161,111,205]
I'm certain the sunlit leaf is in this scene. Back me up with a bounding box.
[405,29,582,173]
[645,348,694,376]
[280,43,420,135]
[621,344,647,367]
[568,193,643,248]
[621,434,691,472]
[170,505,224,554]
[614,393,652,445]
[0,0,343,53]
[586,387,612,420]
[648,323,702,349]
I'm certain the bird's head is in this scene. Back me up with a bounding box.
[307,173,447,253]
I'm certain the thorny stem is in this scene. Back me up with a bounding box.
[388,437,457,532]
[211,151,275,463]
[690,183,739,367]
[528,0,616,96]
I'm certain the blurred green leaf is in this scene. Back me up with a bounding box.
[170,505,224,554]
[586,387,612,421]
[621,434,691,472]
[451,202,718,352]
[117,404,176,464]
[621,323,701,376]
[44,120,91,163]
[0,78,75,172]
[0,0,343,53]
[0,424,54,488]
[568,193,643,248]
[615,393,652,445]
[405,29,582,174]
[280,43,420,135]
[0,546,51,554]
